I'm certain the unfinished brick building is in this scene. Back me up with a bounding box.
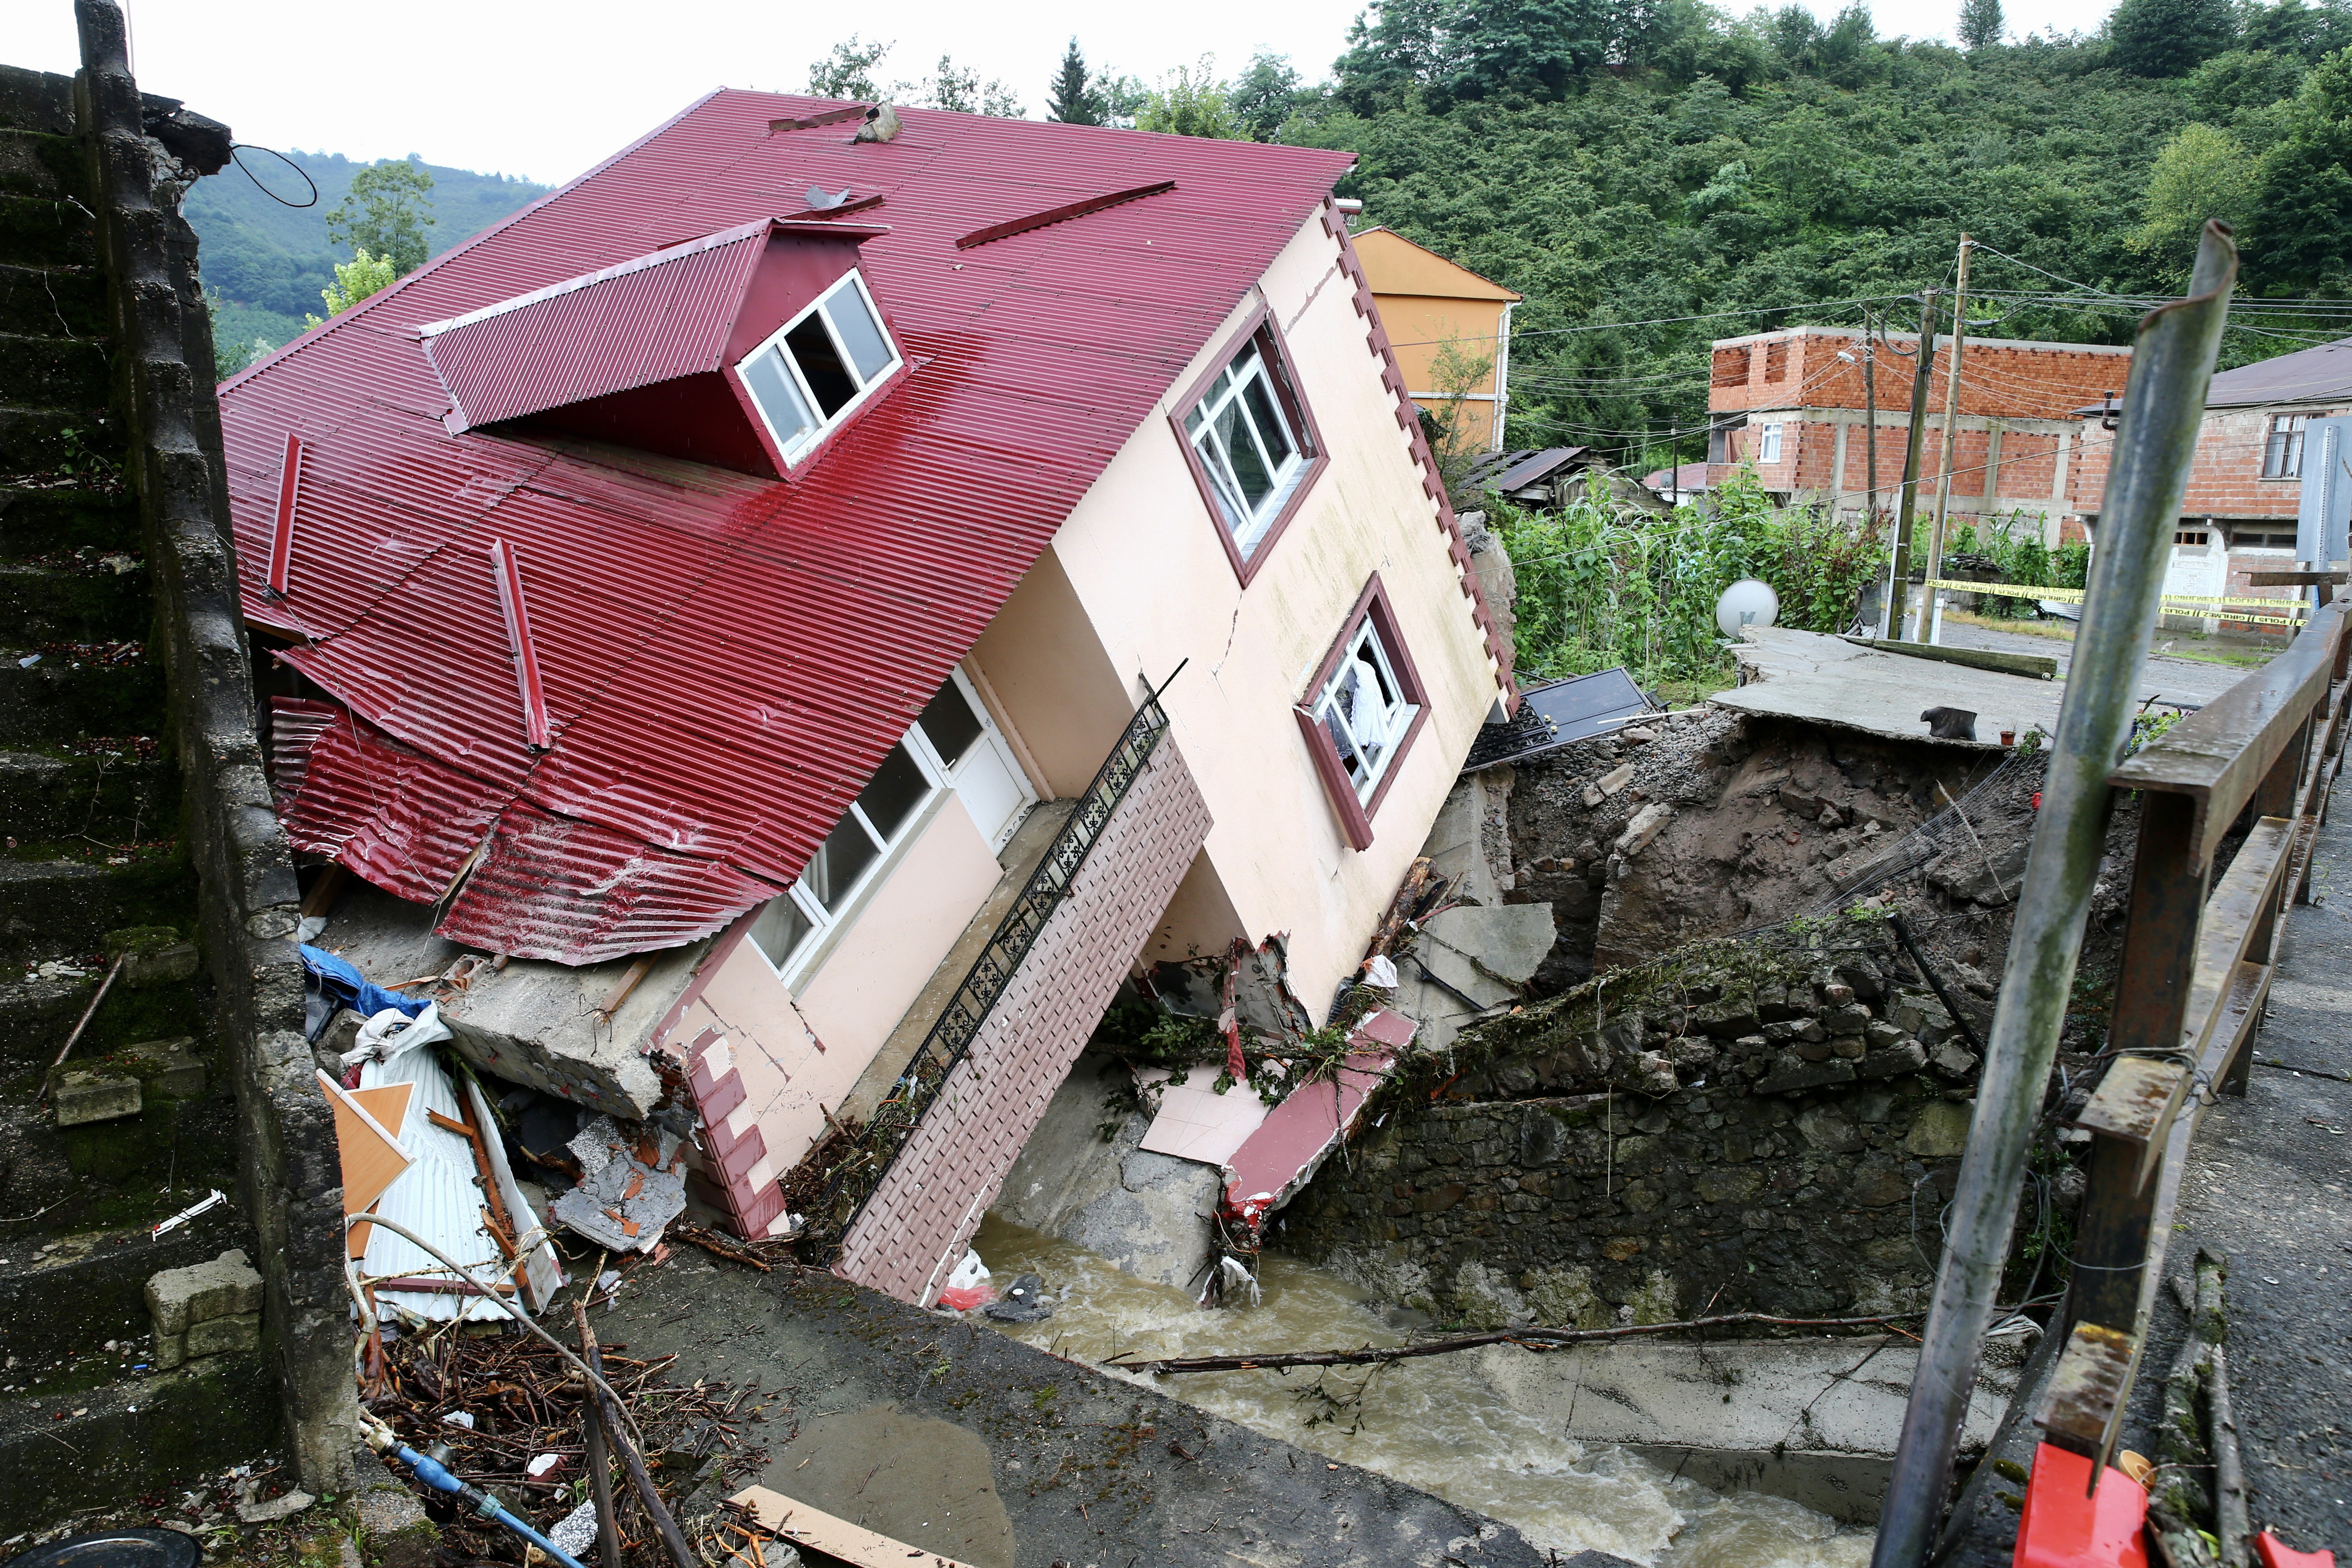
[2070,333,2352,627]
[1707,325,2134,546]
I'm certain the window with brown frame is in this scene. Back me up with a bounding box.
[1171,309,1328,583]
[1292,575,1429,851]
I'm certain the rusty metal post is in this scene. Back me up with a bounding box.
[1873,222,2238,1568]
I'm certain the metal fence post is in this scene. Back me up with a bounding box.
[1870,222,2237,1568]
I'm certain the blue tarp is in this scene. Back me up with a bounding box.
[299,943,428,1041]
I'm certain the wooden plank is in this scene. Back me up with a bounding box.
[2180,817,2293,1062]
[2111,599,2347,866]
[726,1485,978,1568]
[2068,1057,2188,1192]
[2038,1322,2139,1460]
[1839,636,2058,680]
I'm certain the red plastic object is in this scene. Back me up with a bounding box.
[2033,790,2043,811]
[935,1285,996,1312]
[2256,1530,2335,1568]
[2014,1442,2148,1568]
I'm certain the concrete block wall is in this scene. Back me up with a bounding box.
[69,0,340,1488]
[2072,404,2345,524]
[835,735,1214,1305]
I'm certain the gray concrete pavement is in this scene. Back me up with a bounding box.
[1932,617,2267,708]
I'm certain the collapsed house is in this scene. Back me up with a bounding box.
[216,95,1513,1308]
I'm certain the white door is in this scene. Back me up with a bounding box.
[915,669,1035,852]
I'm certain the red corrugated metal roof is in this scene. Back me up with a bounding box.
[222,93,1364,963]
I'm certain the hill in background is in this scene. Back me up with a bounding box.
[190,151,547,361]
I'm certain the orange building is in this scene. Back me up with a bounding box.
[1353,227,1521,452]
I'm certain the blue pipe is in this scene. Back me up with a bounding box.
[385,1442,588,1568]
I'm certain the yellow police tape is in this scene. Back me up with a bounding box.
[1921,578,2309,627]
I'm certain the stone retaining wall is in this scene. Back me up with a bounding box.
[1283,931,1994,1326]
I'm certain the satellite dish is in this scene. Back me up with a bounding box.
[1715,577,1779,638]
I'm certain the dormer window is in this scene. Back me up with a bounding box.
[736,273,900,466]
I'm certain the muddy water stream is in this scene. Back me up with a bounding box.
[971,1216,1875,1567]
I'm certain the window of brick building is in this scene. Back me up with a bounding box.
[1712,346,1751,388]
[2262,413,2309,479]
[1759,423,1784,464]
[1764,341,1788,382]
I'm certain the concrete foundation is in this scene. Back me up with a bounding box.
[990,1049,1219,1292]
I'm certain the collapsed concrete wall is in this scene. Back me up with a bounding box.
[1283,929,1991,1324]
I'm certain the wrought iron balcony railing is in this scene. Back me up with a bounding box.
[808,682,1176,1253]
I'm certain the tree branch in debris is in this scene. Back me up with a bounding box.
[1103,1311,1926,1375]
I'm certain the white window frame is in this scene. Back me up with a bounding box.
[1312,618,1419,803]
[2262,412,2309,480]
[745,671,1019,985]
[733,271,901,468]
[1183,341,1309,556]
[1758,422,1784,465]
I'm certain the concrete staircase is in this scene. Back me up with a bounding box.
[0,59,278,1525]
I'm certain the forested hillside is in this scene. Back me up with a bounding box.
[1262,0,2352,470]
[187,151,545,362]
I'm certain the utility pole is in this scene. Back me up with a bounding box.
[1890,290,1941,640]
[1925,233,1975,642]
[1864,306,1880,617]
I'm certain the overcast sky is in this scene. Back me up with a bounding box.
[4,0,2119,187]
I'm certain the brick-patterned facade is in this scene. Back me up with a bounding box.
[1708,325,2134,545]
[834,735,1215,1306]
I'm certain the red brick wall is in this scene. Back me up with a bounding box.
[1709,328,2132,420]
[2071,405,2346,522]
[834,734,1215,1306]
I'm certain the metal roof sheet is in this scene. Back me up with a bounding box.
[2200,334,2352,409]
[222,94,1357,962]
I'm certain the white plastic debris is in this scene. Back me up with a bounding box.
[1363,954,1399,990]
[297,916,328,943]
[526,1453,563,1479]
[548,1497,599,1555]
[343,1002,451,1067]
[1217,1255,1262,1308]
[440,1410,475,1429]
[944,1250,990,1293]
[151,1189,227,1239]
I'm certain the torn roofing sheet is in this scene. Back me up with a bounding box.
[221,94,1358,963]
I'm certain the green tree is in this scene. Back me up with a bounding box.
[1441,0,1613,102]
[323,160,434,275]
[900,55,1024,116]
[2107,0,2235,76]
[307,248,398,324]
[1230,52,1303,140]
[2130,122,2259,265]
[1047,38,1104,124]
[810,35,891,98]
[1097,74,1153,127]
[1958,0,2003,49]
[2250,46,2352,285]
[2240,0,2352,62]
[1333,0,1455,112]
[1137,57,1246,138]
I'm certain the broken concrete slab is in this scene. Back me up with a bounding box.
[1718,627,2062,748]
[550,1114,687,1253]
[1418,904,1554,995]
[49,1067,140,1125]
[1417,769,1515,908]
[148,1248,264,1368]
[122,1036,205,1099]
[1612,802,1672,856]
[317,881,689,1118]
